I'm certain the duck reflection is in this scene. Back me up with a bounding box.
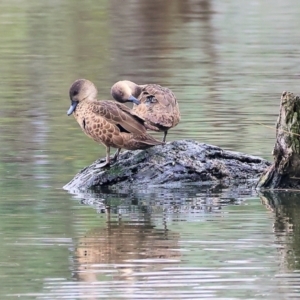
[73,214,180,284]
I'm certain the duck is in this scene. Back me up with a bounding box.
[67,79,163,168]
[111,80,180,142]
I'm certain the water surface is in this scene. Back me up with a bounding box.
[1,0,300,299]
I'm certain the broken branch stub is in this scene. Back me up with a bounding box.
[257,91,300,189]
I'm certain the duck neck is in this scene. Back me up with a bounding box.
[126,81,142,98]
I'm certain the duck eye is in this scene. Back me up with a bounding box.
[73,90,78,96]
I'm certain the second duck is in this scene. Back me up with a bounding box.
[111,80,180,142]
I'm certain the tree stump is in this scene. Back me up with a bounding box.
[256,91,300,189]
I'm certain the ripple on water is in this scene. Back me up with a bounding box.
[3,189,285,299]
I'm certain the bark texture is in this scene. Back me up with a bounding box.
[257,91,300,189]
[64,140,270,192]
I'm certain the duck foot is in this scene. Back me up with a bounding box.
[95,146,114,169]
[95,161,110,169]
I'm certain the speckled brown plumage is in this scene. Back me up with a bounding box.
[111,81,180,142]
[67,79,163,167]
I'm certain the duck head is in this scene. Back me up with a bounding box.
[67,79,98,115]
[111,80,141,105]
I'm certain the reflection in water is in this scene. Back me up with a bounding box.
[73,217,179,300]
[110,0,217,83]
[73,183,256,214]
[260,191,300,272]
[0,184,295,299]
[40,187,284,299]
[72,182,251,287]
[74,217,180,283]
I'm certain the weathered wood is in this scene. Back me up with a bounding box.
[64,140,270,192]
[257,91,300,189]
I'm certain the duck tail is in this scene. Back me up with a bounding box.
[133,133,164,149]
[142,133,164,146]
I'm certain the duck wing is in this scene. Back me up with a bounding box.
[141,84,177,108]
[133,84,180,129]
[90,100,147,135]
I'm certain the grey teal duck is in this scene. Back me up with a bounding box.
[67,79,163,168]
[111,80,180,142]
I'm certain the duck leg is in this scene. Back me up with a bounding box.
[162,131,168,143]
[112,148,121,162]
[96,146,111,168]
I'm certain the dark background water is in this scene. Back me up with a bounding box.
[1,0,300,299]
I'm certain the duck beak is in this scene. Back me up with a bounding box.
[128,95,140,105]
[67,100,78,115]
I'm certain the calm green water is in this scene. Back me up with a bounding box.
[1,0,300,299]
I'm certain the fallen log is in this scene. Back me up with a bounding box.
[64,140,270,191]
[256,91,300,189]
